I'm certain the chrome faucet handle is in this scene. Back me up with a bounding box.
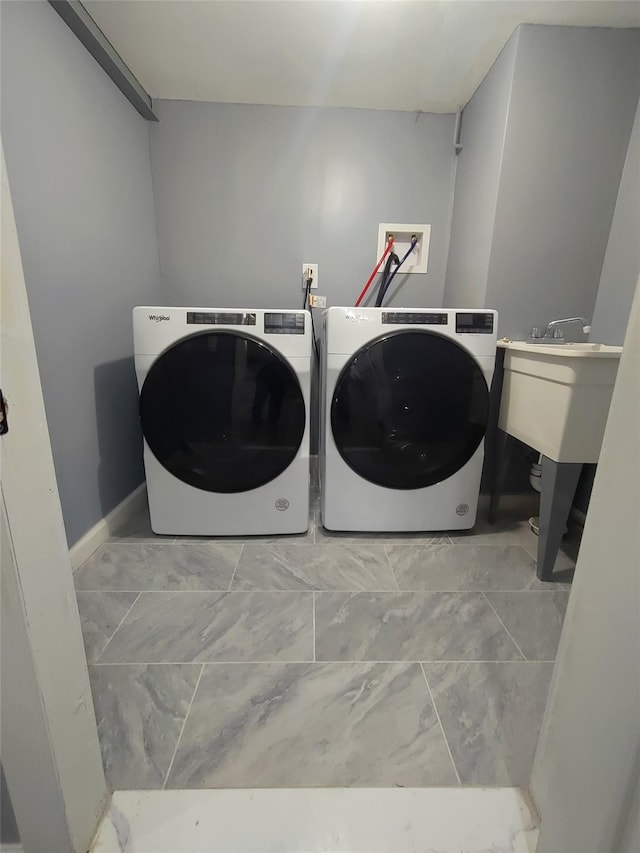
[552,329,564,340]
[530,327,542,339]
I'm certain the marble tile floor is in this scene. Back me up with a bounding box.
[75,491,576,792]
[92,788,539,853]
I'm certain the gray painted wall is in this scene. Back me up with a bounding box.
[620,789,640,853]
[591,96,640,345]
[149,101,456,311]
[486,25,640,339]
[443,30,518,308]
[532,280,639,852]
[1,0,162,545]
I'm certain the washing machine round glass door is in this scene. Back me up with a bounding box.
[331,330,489,489]
[140,332,306,493]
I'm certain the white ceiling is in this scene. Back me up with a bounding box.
[85,0,640,113]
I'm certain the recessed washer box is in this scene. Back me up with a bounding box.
[377,223,431,274]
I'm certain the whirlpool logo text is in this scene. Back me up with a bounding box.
[149,314,170,322]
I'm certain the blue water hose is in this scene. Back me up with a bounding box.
[378,236,418,306]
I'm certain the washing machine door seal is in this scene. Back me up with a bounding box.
[140,331,306,493]
[330,329,489,490]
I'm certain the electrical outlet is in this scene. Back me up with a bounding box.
[308,294,326,308]
[377,224,431,274]
[302,263,319,289]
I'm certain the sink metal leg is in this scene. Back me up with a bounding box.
[537,457,582,581]
[488,430,515,524]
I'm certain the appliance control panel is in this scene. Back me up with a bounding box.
[382,312,448,325]
[264,312,306,335]
[187,312,257,325]
[456,312,494,334]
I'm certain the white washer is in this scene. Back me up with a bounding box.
[134,307,311,535]
[320,307,498,531]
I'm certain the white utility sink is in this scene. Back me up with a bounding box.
[497,340,622,463]
[501,341,622,356]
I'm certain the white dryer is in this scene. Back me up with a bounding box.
[320,307,498,531]
[133,307,311,535]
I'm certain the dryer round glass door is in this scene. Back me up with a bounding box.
[330,330,489,489]
[140,332,306,493]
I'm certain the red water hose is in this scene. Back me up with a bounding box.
[355,237,394,307]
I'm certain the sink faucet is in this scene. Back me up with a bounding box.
[529,316,591,344]
[543,317,592,337]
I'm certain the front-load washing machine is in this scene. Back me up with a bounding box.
[134,307,311,535]
[320,307,498,531]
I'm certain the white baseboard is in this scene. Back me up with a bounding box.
[69,483,147,572]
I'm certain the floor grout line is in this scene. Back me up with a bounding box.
[76,587,569,594]
[89,659,546,666]
[162,663,205,789]
[482,592,528,661]
[382,544,401,592]
[77,588,320,594]
[312,592,316,661]
[518,533,579,569]
[420,663,462,786]
[94,592,142,662]
[89,662,206,667]
[519,535,538,561]
[227,544,244,590]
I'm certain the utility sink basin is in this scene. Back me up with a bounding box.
[497,340,622,463]
[520,341,621,354]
